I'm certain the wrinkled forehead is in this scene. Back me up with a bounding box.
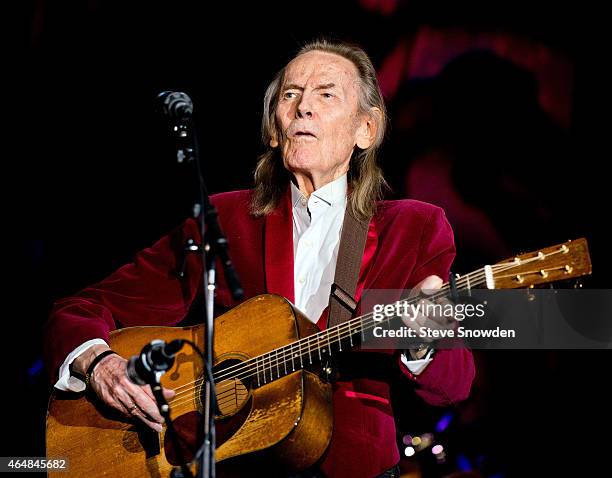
[282,51,360,93]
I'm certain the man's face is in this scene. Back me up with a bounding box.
[274,51,363,179]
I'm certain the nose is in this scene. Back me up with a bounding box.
[296,93,313,119]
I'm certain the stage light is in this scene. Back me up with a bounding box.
[420,433,434,448]
[404,446,416,457]
[435,411,454,433]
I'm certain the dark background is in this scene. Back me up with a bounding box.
[8,1,611,476]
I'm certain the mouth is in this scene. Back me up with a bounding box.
[291,129,317,139]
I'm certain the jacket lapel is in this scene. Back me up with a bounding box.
[355,217,378,304]
[264,187,295,303]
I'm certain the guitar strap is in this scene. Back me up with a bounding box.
[326,206,372,329]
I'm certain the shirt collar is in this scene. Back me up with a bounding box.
[290,173,348,210]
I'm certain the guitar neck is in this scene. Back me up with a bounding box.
[214,238,591,388]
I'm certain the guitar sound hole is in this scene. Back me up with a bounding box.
[197,358,252,418]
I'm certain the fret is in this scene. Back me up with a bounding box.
[276,349,280,379]
[262,355,267,384]
[307,339,312,364]
[291,344,296,371]
[283,347,288,375]
[360,316,366,344]
[299,341,303,369]
[256,356,261,387]
[349,321,354,347]
[337,326,342,352]
[268,353,273,383]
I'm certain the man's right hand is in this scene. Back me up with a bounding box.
[71,344,176,432]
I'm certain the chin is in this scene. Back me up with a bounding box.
[284,151,321,171]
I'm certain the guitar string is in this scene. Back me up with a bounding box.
[207,247,570,386]
[170,268,482,400]
[168,250,569,408]
[171,258,518,395]
[208,248,570,385]
[171,263,496,394]
[169,256,550,411]
[170,279,495,412]
[168,260,530,408]
[168,271,499,409]
[187,258,574,411]
[169,273,493,410]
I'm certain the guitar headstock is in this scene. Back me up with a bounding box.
[490,238,592,289]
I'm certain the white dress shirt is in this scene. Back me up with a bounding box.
[55,175,430,391]
[291,175,347,323]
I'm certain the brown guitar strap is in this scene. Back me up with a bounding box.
[326,206,372,329]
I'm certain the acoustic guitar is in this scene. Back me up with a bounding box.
[46,238,592,477]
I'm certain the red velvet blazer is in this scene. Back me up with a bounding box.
[44,188,475,478]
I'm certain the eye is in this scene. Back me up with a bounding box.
[283,91,298,100]
[321,92,334,98]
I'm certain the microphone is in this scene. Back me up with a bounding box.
[127,339,185,385]
[157,91,194,119]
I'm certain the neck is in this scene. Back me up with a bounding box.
[291,165,348,198]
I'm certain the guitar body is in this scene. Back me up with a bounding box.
[46,294,333,477]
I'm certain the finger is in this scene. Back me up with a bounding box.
[412,303,447,328]
[424,299,449,325]
[140,384,176,401]
[142,384,155,400]
[116,388,163,433]
[435,297,454,309]
[412,298,455,328]
[134,414,164,433]
[93,379,132,415]
[115,389,138,415]
[109,395,133,416]
[432,297,457,327]
[400,314,421,331]
[420,275,443,295]
[399,298,433,326]
[141,384,176,413]
[400,313,434,343]
[407,275,443,300]
[418,315,446,331]
[123,379,165,424]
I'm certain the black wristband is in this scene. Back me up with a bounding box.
[84,350,118,388]
[68,361,87,383]
[408,343,434,360]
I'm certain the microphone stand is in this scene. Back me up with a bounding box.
[132,341,194,478]
[166,102,243,478]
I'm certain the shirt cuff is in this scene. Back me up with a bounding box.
[54,339,109,392]
[400,348,435,376]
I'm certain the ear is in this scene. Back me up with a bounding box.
[355,107,381,150]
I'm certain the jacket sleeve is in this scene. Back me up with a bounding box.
[397,206,475,406]
[43,218,203,383]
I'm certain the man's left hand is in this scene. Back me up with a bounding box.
[400,275,457,348]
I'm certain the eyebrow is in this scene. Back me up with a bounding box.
[282,82,338,91]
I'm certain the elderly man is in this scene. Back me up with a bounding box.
[45,40,475,478]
